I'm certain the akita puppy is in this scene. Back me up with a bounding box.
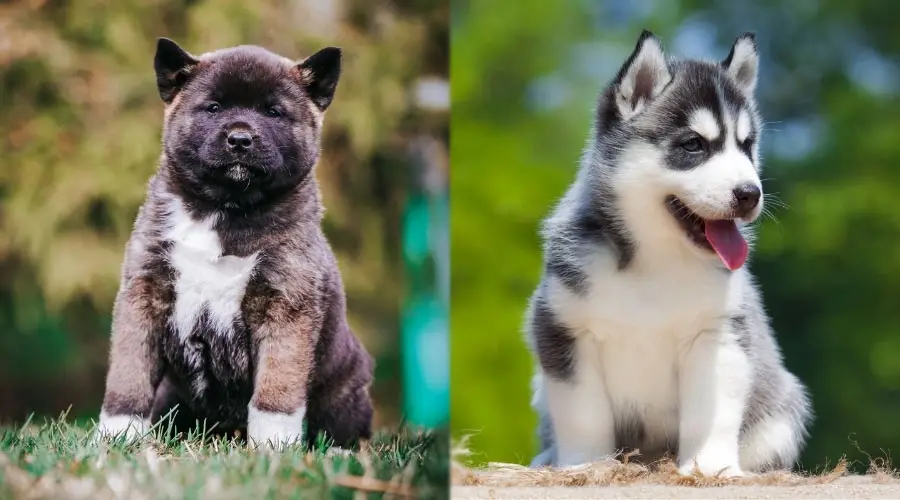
[97,38,374,449]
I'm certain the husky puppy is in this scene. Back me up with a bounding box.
[526,31,811,476]
[96,38,374,448]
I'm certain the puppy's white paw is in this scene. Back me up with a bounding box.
[326,446,353,458]
[247,406,305,450]
[678,458,744,478]
[95,412,150,442]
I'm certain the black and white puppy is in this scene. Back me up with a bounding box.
[527,31,811,476]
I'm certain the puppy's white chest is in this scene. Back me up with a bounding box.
[550,257,733,444]
[556,258,726,339]
[165,203,258,341]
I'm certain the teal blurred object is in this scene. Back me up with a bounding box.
[401,177,450,428]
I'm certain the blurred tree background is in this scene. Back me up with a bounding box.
[0,0,448,430]
[451,0,900,471]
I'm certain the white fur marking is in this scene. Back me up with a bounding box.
[97,411,150,440]
[736,110,751,143]
[165,198,258,342]
[247,405,305,448]
[689,109,720,141]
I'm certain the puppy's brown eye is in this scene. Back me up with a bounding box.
[266,107,282,118]
[206,102,221,113]
[681,137,704,153]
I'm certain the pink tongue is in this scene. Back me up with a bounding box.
[704,220,748,271]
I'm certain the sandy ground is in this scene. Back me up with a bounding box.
[451,457,900,499]
[453,476,900,499]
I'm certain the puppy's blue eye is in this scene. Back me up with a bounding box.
[206,102,221,113]
[681,137,704,153]
[266,107,282,118]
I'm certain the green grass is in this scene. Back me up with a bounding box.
[0,413,449,500]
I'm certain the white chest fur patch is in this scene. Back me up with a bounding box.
[545,253,741,441]
[165,199,259,341]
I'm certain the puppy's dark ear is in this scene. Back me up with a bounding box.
[722,32,759,95]
[294,47,342,111]
[612,30,672,121]
[154,37,200,103]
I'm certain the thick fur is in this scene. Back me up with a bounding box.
[526,31,811,476]
[97,38,374,449]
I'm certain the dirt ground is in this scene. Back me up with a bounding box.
[453,477,900,499]
[452,457,900,499]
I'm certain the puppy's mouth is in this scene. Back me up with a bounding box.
[210,162,268,183]
[224,164,252,182]
[665,195,748,271]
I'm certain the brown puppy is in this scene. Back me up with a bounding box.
[96,38,374,449]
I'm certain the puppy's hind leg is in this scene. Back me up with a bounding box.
[305,380,374,450]
[739,375,812,472]
[304,338,374,450]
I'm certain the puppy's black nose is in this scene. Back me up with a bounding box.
[733,183,761,216]
[227,130,253,151]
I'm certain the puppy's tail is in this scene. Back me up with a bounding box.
[530,445,556,468]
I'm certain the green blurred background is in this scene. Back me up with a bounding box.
[451,0,900,471]
[0,0,449,431]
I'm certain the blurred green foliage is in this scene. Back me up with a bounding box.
[451,0,900,471]
[0,0,448,427]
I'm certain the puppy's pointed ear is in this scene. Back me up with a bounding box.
[613,30,672,121]
[722,33,759,95]
[154,37,200,104]
[294,47,342,111]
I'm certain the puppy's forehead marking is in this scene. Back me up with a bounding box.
[736,109,751,142]
[688,108,720,141]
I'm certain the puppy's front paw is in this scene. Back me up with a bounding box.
[247,406,305,450]
[678,458,744,478]
[95,412,150,442]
